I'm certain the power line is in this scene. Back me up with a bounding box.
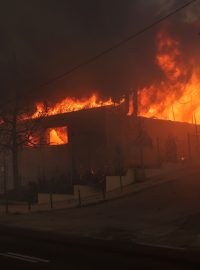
[40,0,198,88]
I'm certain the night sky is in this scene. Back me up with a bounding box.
[0,0,199,103]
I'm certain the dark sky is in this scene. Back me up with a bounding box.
[0,0,199,103]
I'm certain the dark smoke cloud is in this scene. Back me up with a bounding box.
[0,0,199,104]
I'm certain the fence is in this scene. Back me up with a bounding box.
[0,162,196,215]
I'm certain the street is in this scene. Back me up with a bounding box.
[0,168,200,267]
[1,167,200,247]
[0,228,199,269]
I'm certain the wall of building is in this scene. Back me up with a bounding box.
[105,111,199,171]
[19,144,71,185]
[18,108,108,187]
[15,107,200,189]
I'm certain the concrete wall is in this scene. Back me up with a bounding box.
[145,162,182,178]
[105,111,199,171]
[122,168,135,185]
[106,168,135,192]
[106,176,121,192]
[19,144,70,185]
[18,108,108,187]
[38,193,74,204]
[14,107,200,189]
[38,186,100,204]
[73,185,100,198]
[41,108,107,174]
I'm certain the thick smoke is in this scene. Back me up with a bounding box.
[0,0,199,105]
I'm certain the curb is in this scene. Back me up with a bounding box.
[1,165,200,215]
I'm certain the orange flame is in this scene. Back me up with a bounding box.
[127,28,200,123]
[33,94,125,118]
[30,94,125,146]
[32,28,200,128]
[49,127,68,145]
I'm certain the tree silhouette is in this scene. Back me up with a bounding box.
[0,96,45,190]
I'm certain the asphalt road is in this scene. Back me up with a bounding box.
[2,167,200,247]
[0,229,199,269]
[1,167,200,268]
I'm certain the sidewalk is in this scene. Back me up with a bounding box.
[0,164,199,252]
[0,163,198,215]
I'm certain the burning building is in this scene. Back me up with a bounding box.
[0,92,199,194]
[15,100,199,191]
[1,26,200,192]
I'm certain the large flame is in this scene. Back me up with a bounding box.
[33,94,124,118]
[31,94,125,146]
[33,28,200,124]
[136,28,200,123]
[30,27,200,148]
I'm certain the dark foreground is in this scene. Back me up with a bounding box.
[0,227,199,269]
[1,166,200,268]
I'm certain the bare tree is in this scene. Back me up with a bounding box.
[0,43,48,191]
[0,96,45,191]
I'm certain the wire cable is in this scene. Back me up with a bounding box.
[39,0,198,88]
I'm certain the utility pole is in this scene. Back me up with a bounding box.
[194,113,199,155]
[3,156,7,197]
[127,91,133,116]
[171,104,175,121]
[69,131,76,186]
[156,137,161,166]
[133,89,138,117]
[3,154,8,214]
[127,88,138,116]
[187,133,192,162]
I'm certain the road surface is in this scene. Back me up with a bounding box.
[0,229,199,269]
[1,168,200,246]
[0,167,200,267]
